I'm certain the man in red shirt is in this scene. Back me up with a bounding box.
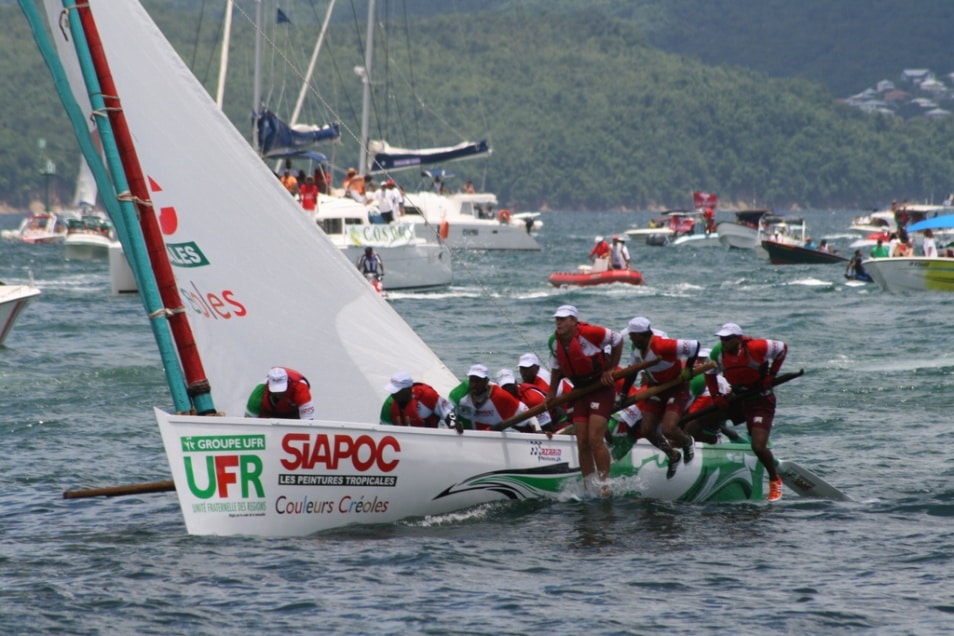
[547,305,622,497]
[245,366,315,420]
[706,323,788,501]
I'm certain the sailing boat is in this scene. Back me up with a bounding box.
[356,1,542,251]
[31,0,845,538]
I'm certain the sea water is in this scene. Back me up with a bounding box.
[1,210,952,635]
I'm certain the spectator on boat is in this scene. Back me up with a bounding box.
[892,238,913,257]
[343,167,366,202]
[314,166,331,194]
[818,239,835,253]
[922,229,938,258]
[379,371,458,430]
[356,246,384,279]
[375,179,403,224]
[495,368,548,435]
[610,235,630,270]
[588,236,611,263]
[804,237,817,249]
[617,317,699,479]
[245,366,315,420]
[453,364,535,431]
[705,323,788,502]
[703,207,716,234]
[298,175,318,212]
[462,180,476,193]
[845,250,873,282]
[547,305,622,497]
[280,169,298,195]
[870,237,890,258]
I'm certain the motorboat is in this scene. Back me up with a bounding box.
[0,283,41,346]
[548,261,644,287]
[1,212,68,244]
[717,209,771,249]
[312,194,452,291]
[64,213,114,259]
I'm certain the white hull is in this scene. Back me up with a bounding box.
[108,242,138,294]
[342,242,451,290]
[670,232,720,247]
[403,191,541,251]
[156,410,765,537]
[716,221,759,249]
[64,232,112,260]
[864,256,954,292]
[0,285,41,346]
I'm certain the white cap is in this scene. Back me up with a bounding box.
[518,352,541,368]
[698,348,711,358]
[267,367,289,392]
[384,371,414,394]
[624,316,652,334]
[467,364,489,379]
[715,322,743,337]
[594,236,604,242]
[495,368,517,386]
[553,304,578,319]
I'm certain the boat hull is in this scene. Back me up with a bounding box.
[670,232,720,247]
[64,232,112,260]
[716,221,759,249]
[864,257,954,292]
[342,243,452,290]
[548,269,644,287]
[0,285,41,346]
[156,410,765,537]
[761,240,848,265]
[108,242,138,294]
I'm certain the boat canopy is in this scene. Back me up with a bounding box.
[256,108,339,161]
[368,139,491,174]
[907,214,954,232]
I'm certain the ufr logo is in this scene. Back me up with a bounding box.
[185,454,264,499]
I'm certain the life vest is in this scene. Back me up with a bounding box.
[259,369,311,419]
[718,337,768,390]
[552,323,607,385]
[385,383,442,427]
[517,384,551,428]
[632,335,697,385]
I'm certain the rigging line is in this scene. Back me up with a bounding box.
[398,0,421,149]
[188,0,208,72]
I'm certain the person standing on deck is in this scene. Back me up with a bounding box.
[547,305,622,497]
[610,235,630,270]
[705,323,788,502]
[618,317,700,479]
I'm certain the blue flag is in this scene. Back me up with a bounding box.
[276,8,291,24]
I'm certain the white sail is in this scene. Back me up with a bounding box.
[44,0,458,419]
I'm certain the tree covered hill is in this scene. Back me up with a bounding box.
[2,1,953,212]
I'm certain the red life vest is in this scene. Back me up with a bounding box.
[553,323,607,385]
[719,337,766,389]
[387,383,442,427]
[259,368,311,419]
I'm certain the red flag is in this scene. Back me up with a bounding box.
[693,191,718,209]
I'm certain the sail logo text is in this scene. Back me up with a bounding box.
[180,280,248,320]
[281,433,400,472]
[165,241,210,267]
[184,454,264,499]
[275,494,389,515]
[180,434,265,452]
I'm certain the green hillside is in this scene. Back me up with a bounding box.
[2,1,953,211]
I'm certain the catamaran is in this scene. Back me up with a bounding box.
[26,0,845,537]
